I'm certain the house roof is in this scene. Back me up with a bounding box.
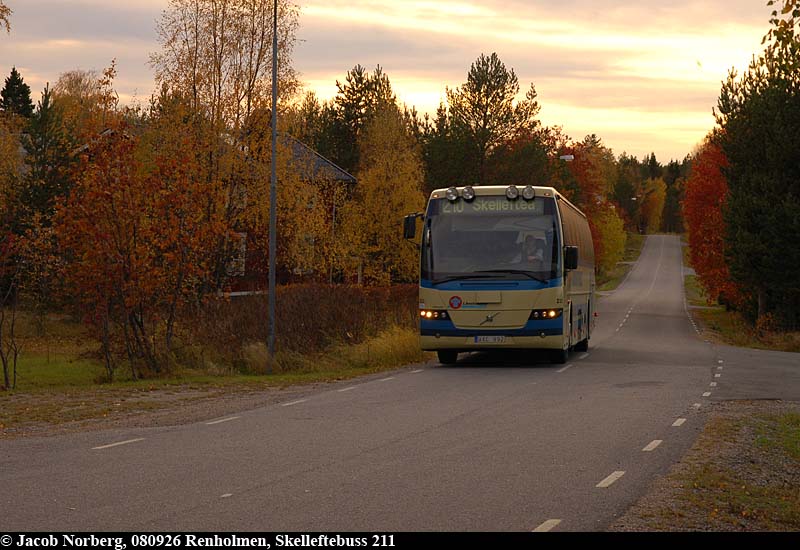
[283,134,356,184]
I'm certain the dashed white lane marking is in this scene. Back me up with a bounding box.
[410,369,424,373]
[717,366,723,370]
[715,373,721,378]
[221,493,233,498]
[282,399,308,407]
[693,403,702,409]
[718,360,724,364]
[379,376,395,382]
[337,386,357,393]
[703,392,712,397]
[673,418,687,427]
[579,353,589,360]
[532,519,562,532]
[92,438,145,450]
[642,440,663,452]
[710,382,717,387]
[596,471,625,488]
[556,363,573,373]
[205,416,240,425]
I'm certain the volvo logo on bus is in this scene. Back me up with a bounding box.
[480,312,501,325]
[449,296,463,309]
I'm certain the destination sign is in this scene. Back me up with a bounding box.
[439,196,545,215]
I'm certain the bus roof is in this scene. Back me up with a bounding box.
[429,185,587,219]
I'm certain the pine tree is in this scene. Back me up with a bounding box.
[20,86,74,227]
[1,67,34,119]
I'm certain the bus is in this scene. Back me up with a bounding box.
[403,185,595,364]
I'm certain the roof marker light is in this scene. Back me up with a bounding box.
[462,186,476,202]
[446,187,459,201]
[522,185,535,200]
[506,185,519,200]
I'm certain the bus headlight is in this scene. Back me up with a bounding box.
[522,185,535,200]
[446,187,459,201]
[529,309,563,320]
[505,185,519,200]
[462,186,476,202]
[420,309,449,320]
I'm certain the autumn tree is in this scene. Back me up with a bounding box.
[0,1,11,33]
[446,53,541,184]
[682,140,741,308]
[1,67,34,119]
[639,177,667,234]
[150,0,299,134]
[339,106,426,284]
[715,1,800,325]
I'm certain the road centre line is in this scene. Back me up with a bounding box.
[205,416,240,425]
[556,364,573,373]
[642,440,663,452]
[221,494,233,498]
[337,386,357,393]
[596,471,625,488]
[672,418,687,427]
[282,399,308,407]
[92,438,145,450]
[532,519,562,532]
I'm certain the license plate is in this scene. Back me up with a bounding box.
[474,335,506,344]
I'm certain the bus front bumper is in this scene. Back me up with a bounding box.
[421,334,565,351]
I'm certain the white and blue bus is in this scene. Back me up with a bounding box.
[404,185,595,364]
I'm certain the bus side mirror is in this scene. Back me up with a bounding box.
[565,246,579,270]
[403,214,418,240]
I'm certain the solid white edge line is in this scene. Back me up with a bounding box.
[205,416,240,425]
[579,353,589,360]
[410,369,424,373]
[282,399,308,407]
[596,471,625,488]
[556,363,573,373]
[337,386,357,393]
[672,418,687,426]
[92,438,145,450]
[379,376,395,382]
[532,519,562,532]
[642,440,663,452]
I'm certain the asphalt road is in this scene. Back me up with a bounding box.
[2,235,798,532]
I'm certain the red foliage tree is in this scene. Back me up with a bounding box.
[682,140,742,306]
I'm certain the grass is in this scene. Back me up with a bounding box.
[1,309,431,432]
[679,408,800,530]
[684,275,800,353]
[597,232,646,291]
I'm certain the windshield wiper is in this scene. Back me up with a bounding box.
[431,274,496,285]
[476,269,550,284]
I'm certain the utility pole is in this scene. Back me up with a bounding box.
[268,0,278,370]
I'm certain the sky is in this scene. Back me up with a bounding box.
[0,0,776,161]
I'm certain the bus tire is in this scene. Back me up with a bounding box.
[551,348,569,364]
[437,350,458,365]
[574,338,589,352]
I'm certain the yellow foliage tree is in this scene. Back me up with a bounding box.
[592,205,627,276]
[640,177,666,234]
[339,107,425,285]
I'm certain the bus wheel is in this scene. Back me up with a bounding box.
[551,348,569,364]
[574,338,589,352]
[437,351,458,365]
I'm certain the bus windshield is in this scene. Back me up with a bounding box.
[422,195,561,283]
